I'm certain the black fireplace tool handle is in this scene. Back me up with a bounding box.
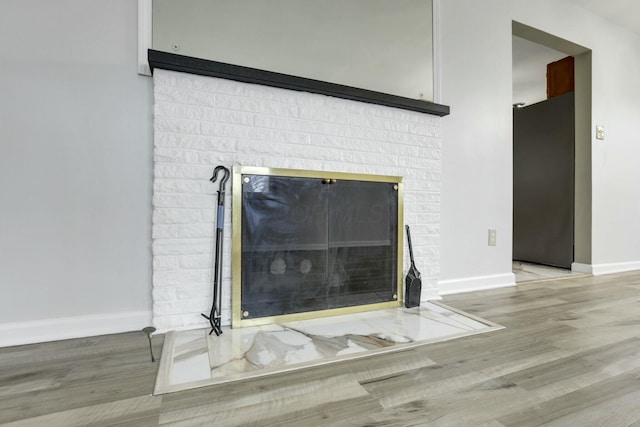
[404,225,422,308]
[202,165,230,336]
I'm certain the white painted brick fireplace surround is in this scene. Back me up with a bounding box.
[152,69,442,332]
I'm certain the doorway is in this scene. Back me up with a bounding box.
[513,91,575,269]
[511,22,592,282]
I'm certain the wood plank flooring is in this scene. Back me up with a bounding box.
[2,270,640,426]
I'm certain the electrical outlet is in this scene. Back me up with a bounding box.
[488,229,497,246]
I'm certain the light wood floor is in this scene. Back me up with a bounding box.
[2,270,640,426]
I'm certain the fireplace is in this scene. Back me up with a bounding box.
[233,166,402,327]
[149,55,444,333]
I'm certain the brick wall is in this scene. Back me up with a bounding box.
[152,69,442,331]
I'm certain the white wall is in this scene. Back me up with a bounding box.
[438,1,516,294]
[0,0,154,346]
[438,0,640,292]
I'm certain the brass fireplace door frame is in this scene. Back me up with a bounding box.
[231,166,404,328]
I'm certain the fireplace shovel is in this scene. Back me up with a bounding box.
[202,165,230,336]
[404,225,422,308]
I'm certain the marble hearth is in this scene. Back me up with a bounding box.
[154,302,502,394]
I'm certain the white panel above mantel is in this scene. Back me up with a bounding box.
[151,68,444,332]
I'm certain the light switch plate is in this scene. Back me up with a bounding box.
[488,229,497,246]
[596,125,605,140]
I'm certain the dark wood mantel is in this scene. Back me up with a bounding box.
[148,50,450,117]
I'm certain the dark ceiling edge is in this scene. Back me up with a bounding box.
[148,50,450,117]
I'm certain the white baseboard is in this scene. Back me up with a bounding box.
[571,262,593,274]
[590,261,640,276]
[438,273,516,296]
[0,310,152,348]
[421,287,443,302]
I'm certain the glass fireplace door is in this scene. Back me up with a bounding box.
[234,167,402,327]
[241,175,329,319]
[327,179,399,309]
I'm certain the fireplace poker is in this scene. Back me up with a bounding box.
[142,326,156,362]
[202,165,230,336]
